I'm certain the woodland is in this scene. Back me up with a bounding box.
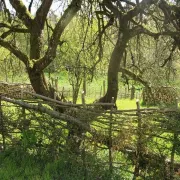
[0,0,180,179]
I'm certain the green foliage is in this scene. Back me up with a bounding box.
[21,130,37,150]
[0,149,125,180]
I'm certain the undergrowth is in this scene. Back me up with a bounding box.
[0,147,124,180]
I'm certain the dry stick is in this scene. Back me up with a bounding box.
[1,96,92,133]
[23,91,114,107]
[103,80,106,96]
[133,99,142,180]
[0,96,5,150]
[170,98,179,179]
[22,106,26,130]
[55,77,58,92]
[100,86,102,98]
[109,97,114,175]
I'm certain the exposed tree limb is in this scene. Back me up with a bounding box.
[125,0,158,20]
[28,0,34,12]
[33,0,53,30]
[1,96,92,133]
[103,0,122,18]
[0,25,29,39]
[161,41,177,67]
[119,67,150,87]
[9,0,33,28]
[159,0,180,31]
[0,38,29,66]
[130,25,180,39]
[120,0,136,7]
[35,0,82,71]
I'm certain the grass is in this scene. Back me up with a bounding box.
[0,148,125,180]
[1,72,180,179]
[117,99,138,110]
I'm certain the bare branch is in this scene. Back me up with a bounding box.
[119,67,149,87]
[120,0,136,7]
[35,0,82,71]
[9,0,33,28]
[124,0,158,20]
[28,0,34,12]
[159,0,180,31]
[103,0,122,18]
[0,38,29,66]
[129,25,180,39]
[161,41,177,67]
[1,96,92,133]
[33,0,53,30]
[0,22,29,38]
[1,28,29,39]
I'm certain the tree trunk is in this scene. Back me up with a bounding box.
[99,31,129,105]
[28,70,50,96]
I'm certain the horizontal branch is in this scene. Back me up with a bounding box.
[1,28,29,39]
[130,25,180,39]
[24,91,114,107]
[1,96,92,133]
[120,0,136,6]
[119,67,149,87]
[0,38,29,66]
[0,22,29,38]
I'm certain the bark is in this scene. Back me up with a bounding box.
[99,26,130,104]
[9,0,33,28]
[28,68,50,97]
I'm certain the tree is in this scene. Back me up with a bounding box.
[0,0,82,99]
[0,0,83,152]
[98,0,180,105]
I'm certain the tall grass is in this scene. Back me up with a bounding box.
[0,148,127,180]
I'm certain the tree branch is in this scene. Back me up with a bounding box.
[159,0,180,31]
[0,38,29,66]
[120,0,136,7]
[0,22,29,38]
[1,96,92,133]
[33,0,53,30]
[124,0,158,20]
[9,0,33,28]
[28,0,34,12]
[119,67,149,87]
[129,25,180,39]
[1,28,29,39]
[35,0,82,71]
[103,0,122,18]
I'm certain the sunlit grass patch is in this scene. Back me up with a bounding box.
[117,99,137,110]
